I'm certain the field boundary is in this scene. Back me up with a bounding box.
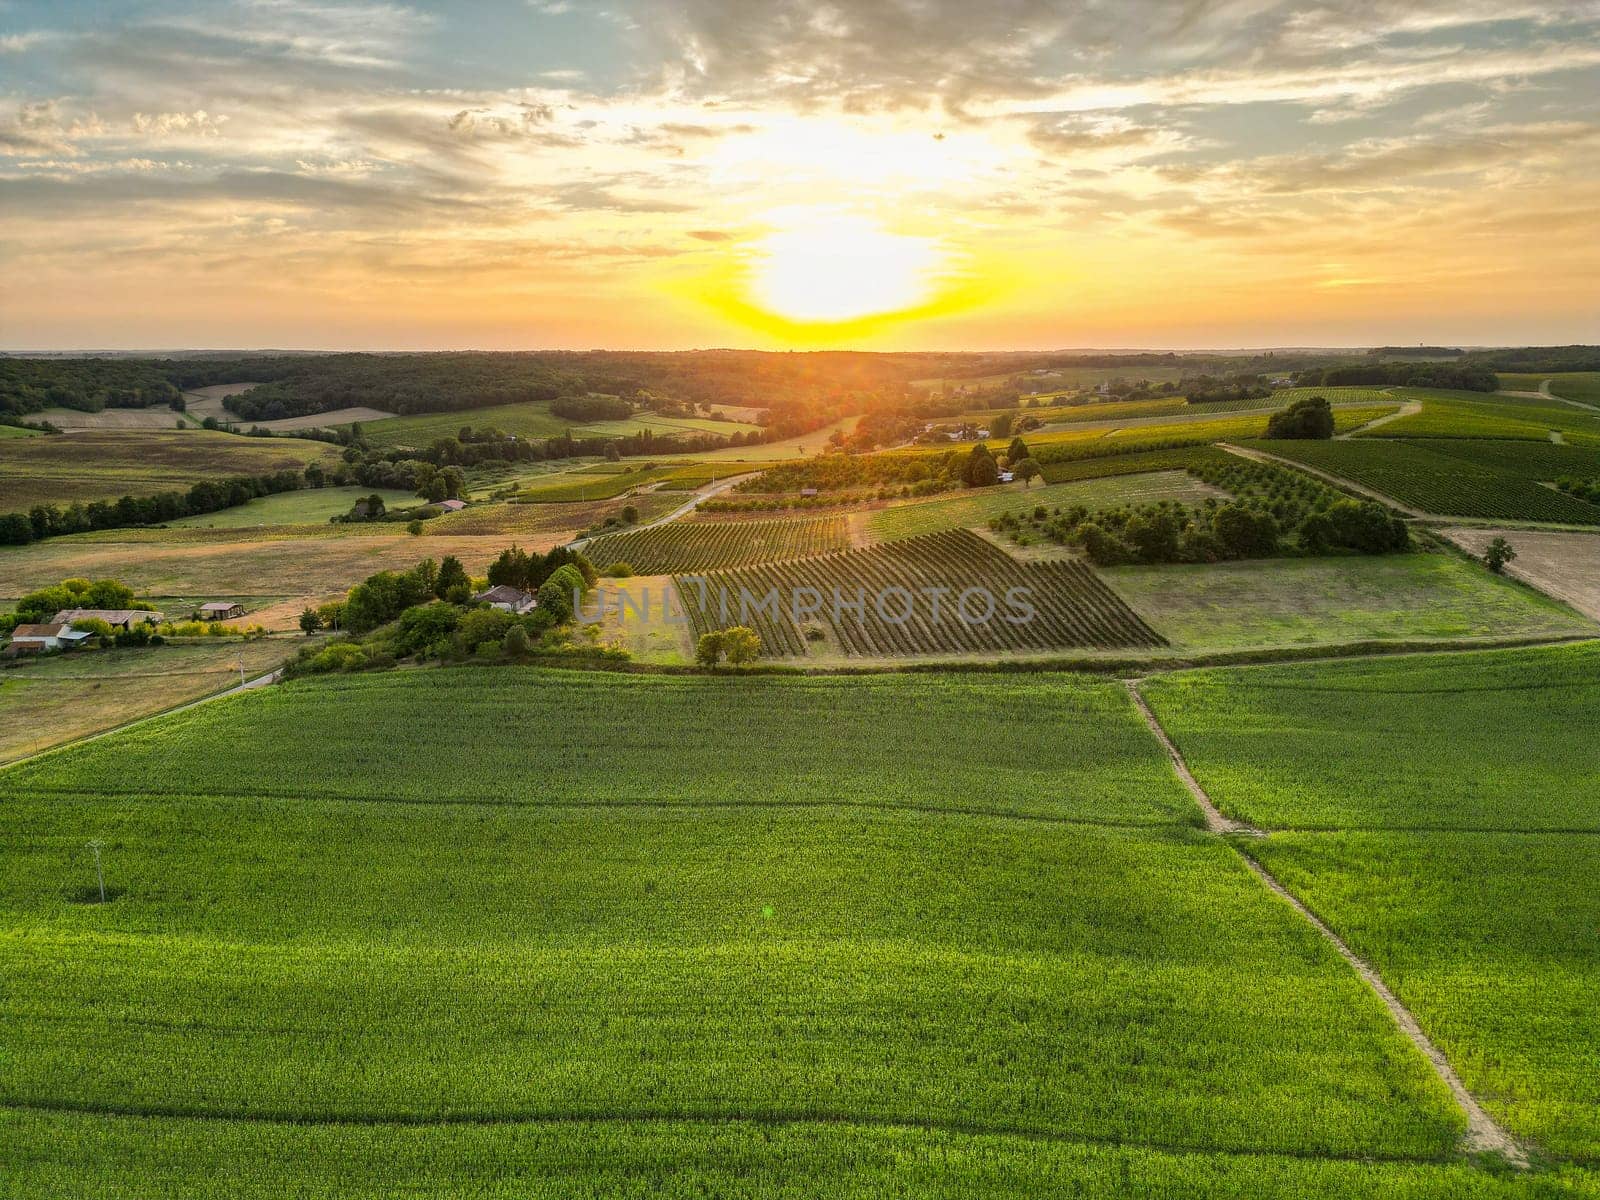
[1125,682,1528,1168]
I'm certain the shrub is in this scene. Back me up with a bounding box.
[1265,396,1334,440]
[695,631,723,666]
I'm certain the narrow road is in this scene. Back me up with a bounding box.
[569,472,761,550]
[1125,680,1528,1167]
[1218,443,1428,518]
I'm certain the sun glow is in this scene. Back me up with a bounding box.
[748,214,944,324]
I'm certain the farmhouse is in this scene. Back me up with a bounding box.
[199,602,246,621]
[436,498,467,512]
[54,607,164,630]
[473,585,537,614]
[6,623,94,654]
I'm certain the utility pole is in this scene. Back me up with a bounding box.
[87,840,105,903]
[236,657,246,687]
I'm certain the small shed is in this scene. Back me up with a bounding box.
[199,602,247,621]
[436,498,467,512]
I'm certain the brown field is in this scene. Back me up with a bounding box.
[0,533,559,602]
[1439,527,1600,621]
[0,637,295,764]
[0,430,343,510]
[34,406,189,431]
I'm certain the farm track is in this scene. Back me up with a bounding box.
[1336,401,1421,439]
[1124,681,1529,1168]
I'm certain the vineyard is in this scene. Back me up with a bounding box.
[583,515,851,573]
[1355,389,1600,443]
[865,470,1223,543]
[1252,438,1600,523]
[675,528,1164,657]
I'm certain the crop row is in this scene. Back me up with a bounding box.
[585,515,851,573]
[675,528,1164,656]
[1252,438,1600,523]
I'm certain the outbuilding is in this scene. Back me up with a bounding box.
[6,623,94,654]
[199,602,247,621]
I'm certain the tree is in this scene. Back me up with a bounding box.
[1211,503,1279,558]
[965,443,998,487]
[622,504,639,524]
[989,412,1013,439]
[407,519,424,535]
[1014,457,1041,488]
[1265,396,1335,439]
[722,625,760,664]
[1124,510,1181,563]
[298,607,324,635]
[1007,435,1031,463]
[436,555,469,600]
[695,631,724,666]
[1485,537,1517,574]
[604,443,622,462]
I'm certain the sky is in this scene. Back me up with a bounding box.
[2,0,1598,351]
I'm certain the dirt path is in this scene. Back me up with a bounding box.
[1125,682,1259,835]
[1335,400,1421,439]
[567,473,761,550]
[1124,680,1528,1165]
[1218,443,1429,518]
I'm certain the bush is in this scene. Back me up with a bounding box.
[695,631,723,666]
[308,642,368,673]
[1265,396,1334,440]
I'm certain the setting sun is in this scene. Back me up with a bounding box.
[748,214,944,325]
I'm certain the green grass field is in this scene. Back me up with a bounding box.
[162,486,420,528]
[0,422,42,438]
[865,470,1222,543]
[5,666,1486,1182]
[1104,551,1595,651]
[1141,641,1600,831]
[1139,642,1600,1162]
[358,401,580,446]
[0,430,343,512]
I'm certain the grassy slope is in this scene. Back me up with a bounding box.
[1104,551,1596,652]
[0,430,342,511]
[162,486,419,529]
[0,665,1485,1187]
